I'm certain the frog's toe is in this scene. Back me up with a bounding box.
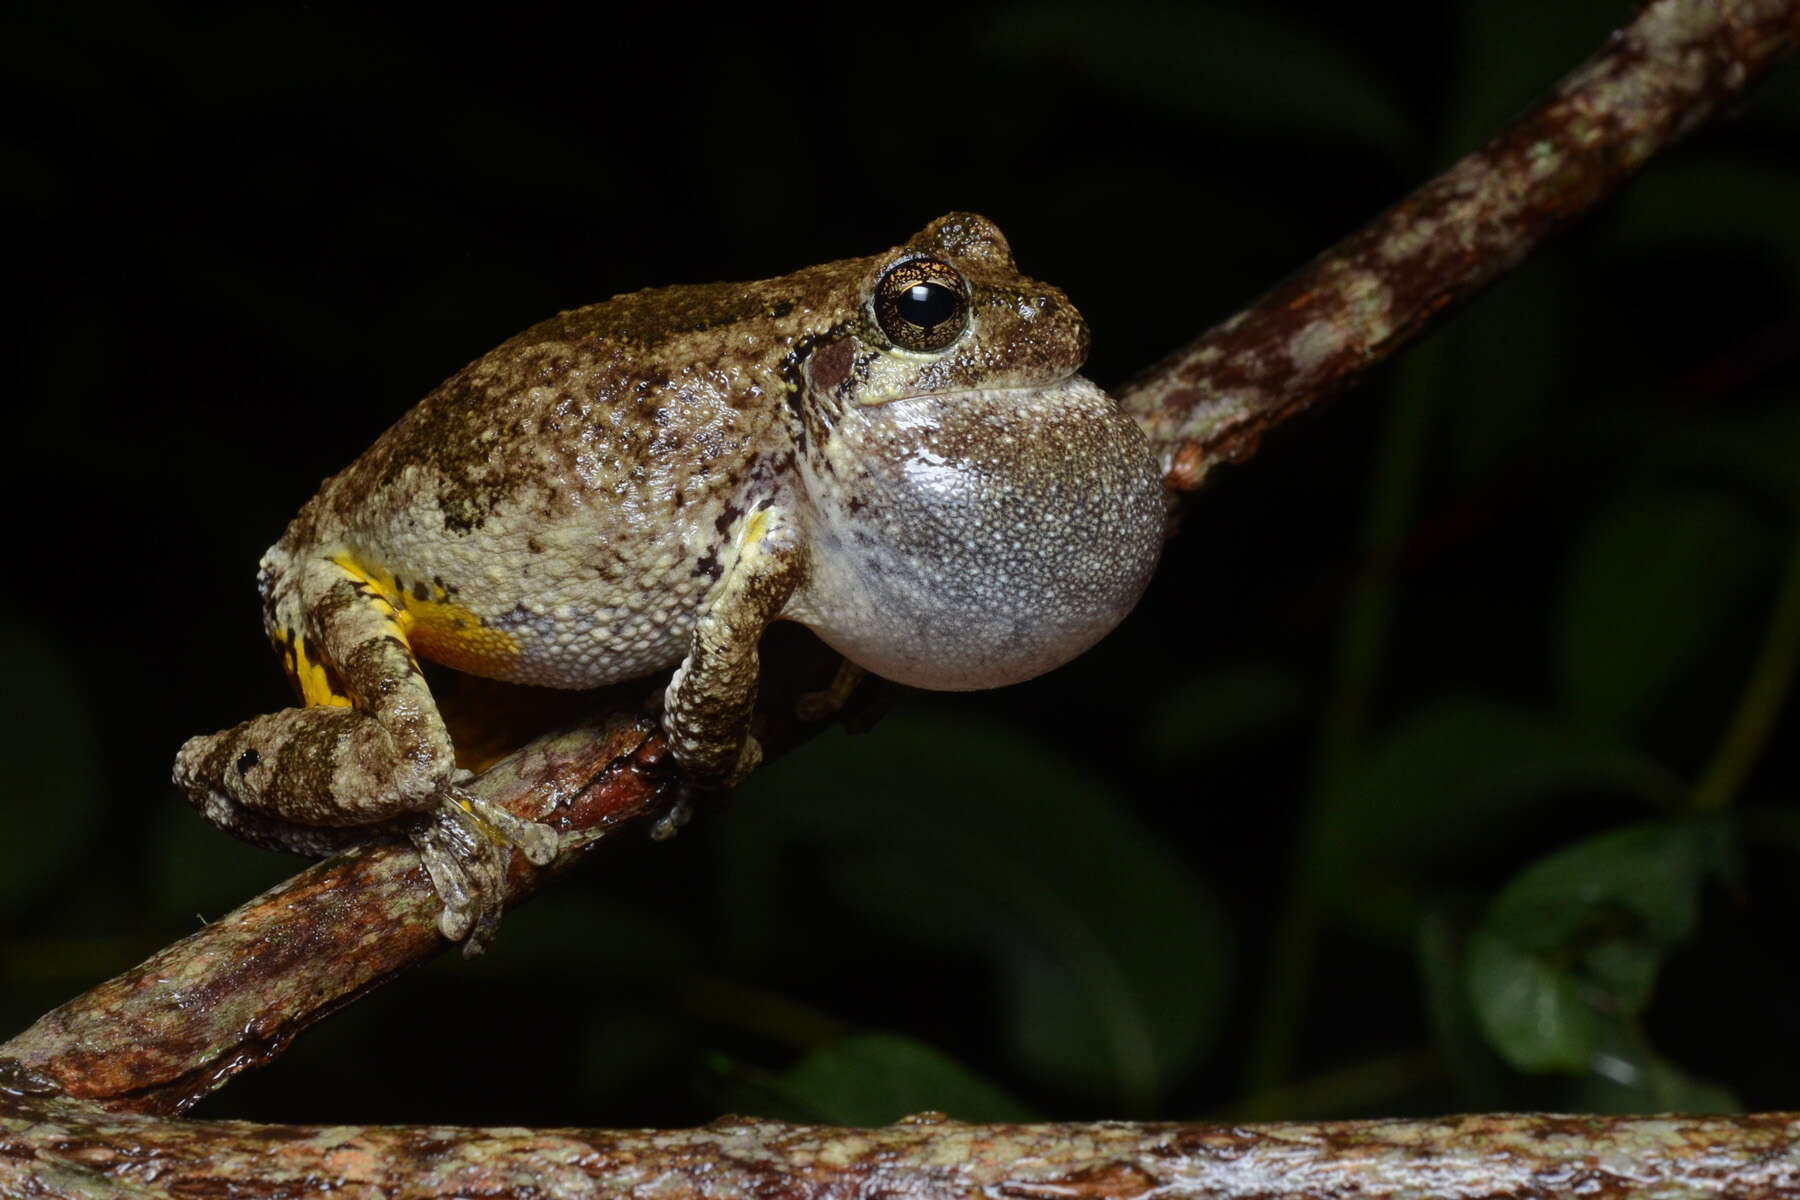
[458,789,560,867]
[725,733,763,788]
[405,788,560,951]
[406,797,508,952]
[795,660,867,723]
[648,788,695,842]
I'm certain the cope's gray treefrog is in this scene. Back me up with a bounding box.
[174,214,1165,944]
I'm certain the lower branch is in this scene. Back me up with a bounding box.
[2,1098,1795,1199]
[2,1,1797,1196]
[0,714,668,1115]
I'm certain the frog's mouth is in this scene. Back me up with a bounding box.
[878,369,1093,410]
[822,315,1088,409]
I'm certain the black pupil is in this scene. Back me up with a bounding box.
[898,281,959,328]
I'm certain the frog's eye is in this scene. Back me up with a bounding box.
[873,257,969,352]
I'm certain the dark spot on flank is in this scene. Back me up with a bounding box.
[714,504,741,537]
[693,548,723,580]
[769,299,795,319]
[526,537,543,555]
[411,579,431,602]
[236,748,260,776]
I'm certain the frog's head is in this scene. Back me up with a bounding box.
[800,212,1090,410]
[786,216,1164,695]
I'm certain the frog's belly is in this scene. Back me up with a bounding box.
[339,525,712,691]
[417,593,700,690]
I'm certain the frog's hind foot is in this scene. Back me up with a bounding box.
[648,786,695,842]
[406,799,501,949]
[795,659,867,723]
[406,787,560,954]
[460,788,560,868]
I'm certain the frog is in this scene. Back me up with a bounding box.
[173,213,1167,947]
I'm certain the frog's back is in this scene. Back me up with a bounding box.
[272,279,810,690]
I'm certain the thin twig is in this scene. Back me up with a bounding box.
[0,715,667,1114]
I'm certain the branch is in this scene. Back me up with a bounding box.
[1120,0,1800,490]
[2,1095,1796,1199]
[1,0,1797,1193]
[0,715,669,1114]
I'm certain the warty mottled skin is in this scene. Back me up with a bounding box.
[174,213,1166,946]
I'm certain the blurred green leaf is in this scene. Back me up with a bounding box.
[724,1033,1037,1126]
[724,714,1227,1111]
[1484,822,1726,959]
[1562,495,1775,734]
[1311,701,1676,931]
[1465,928,1599,1073]
[1467,821,1730,1075]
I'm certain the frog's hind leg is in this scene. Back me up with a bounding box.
[177,552,458,825]
[173,552,554,946]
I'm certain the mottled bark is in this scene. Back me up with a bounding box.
[0,714,669,1114]
[2,0,1797,1195]
[1121,0,1800,490]
[2,1095,1797,1200]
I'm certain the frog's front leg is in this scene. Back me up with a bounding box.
[663,506,806,790]
[173,553,555,945]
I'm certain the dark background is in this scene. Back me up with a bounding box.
[5,1,1799,1126]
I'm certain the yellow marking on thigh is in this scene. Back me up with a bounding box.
[274,628,354,709]
[328,554,521,679]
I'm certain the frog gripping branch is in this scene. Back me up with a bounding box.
[171,213,1166,949]
[8,0,1800,1192]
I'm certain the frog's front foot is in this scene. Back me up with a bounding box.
[648,787,696,842]
[407,787,559,953]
